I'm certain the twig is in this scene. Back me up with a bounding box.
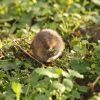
[0,49,4,59]
[88,76,100,91]
[9,20,17,34]
[13,39,44,65]
[92,76,100,87]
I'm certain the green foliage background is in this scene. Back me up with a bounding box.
[0,0,100,100]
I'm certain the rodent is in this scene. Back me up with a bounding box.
[31,29,65,63]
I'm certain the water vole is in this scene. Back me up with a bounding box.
[31,29,65,63]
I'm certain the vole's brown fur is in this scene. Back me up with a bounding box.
[31,29,65,63]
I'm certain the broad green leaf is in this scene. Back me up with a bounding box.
[64,79,73,92]
[52,81,65,93]
[68,69,84,78]
[29,71,39,87]
[37,79,50,89]
[31,25,40,33]
[91,0,100,6]
[69,90,81,99]
[47,67,63,75]
[0,59,21,71]
[62,71,70,78]
[35,68,59,78]
[78,86,88,93]
[70,58,89,73]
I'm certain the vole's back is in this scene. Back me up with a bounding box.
[31,29,65,63]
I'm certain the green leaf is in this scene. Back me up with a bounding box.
[31,25,40,33]
[11,82,22,100]
[29,71,39,87]
[73,43,87,54]
[0,93,5,100]
[34,94,49,100]
[91,0,100,6]
[0,40,3,49]
[94,46,100,60]
[0,59,21,71]
[68,69,84,78]
[5,91,15,100]
[69,90,81,99]
[47,67,63,75]
[36,78,50,90]
[35,68,59,78]
[63,79,73,92]
[78,86,88,93]
[59,0,67,5]
[17,12,33,28]
[70,58,89,73]
[52,81,65,93]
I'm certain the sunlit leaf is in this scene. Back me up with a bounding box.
[0,40,2,49]
[64,79,73,92]
[68,69,84,78]
[52,81,65,93]
[11,82,22,100]
[35,68,59,78]
[91,0,100,6]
